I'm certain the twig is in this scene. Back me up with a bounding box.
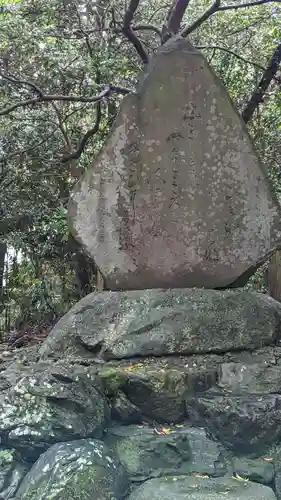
[181,0,221,37]
[219,0,281,11]
[0,71,43,96]
[61,102,102,163]
[51,101,72,151]
[179,0,280,38]
[122,0,149,63]
[196,45,266,71]
[242,42,281,123]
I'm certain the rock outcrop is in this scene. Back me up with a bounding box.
[1,289,281,499]
[69,38,281,291]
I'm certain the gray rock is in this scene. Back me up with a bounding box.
[39,289,281,360]
[15,439,130,500]
[111,391,143,424]
[105,425,191,481]
[0,448,29,499]
[187,427,227,477]
[186,392,281,456]
[218,359,281,394]
[126,475,277,500]
[272,445,281,499]
[68,38,281,291]
[231,457,274,485]
[105,424,226,482]
[0,363,109,460]
[99,356,217,423]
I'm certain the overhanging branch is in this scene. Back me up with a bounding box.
[219,0,281,11]
[181,0,221,37]
[0,84,133,116]
[122,0,149,63]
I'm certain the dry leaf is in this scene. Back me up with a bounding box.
[232,474,249,482]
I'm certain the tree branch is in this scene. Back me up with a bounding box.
[133,24,162,37]
[178,0,281,39]
[51,101,72,151]
[0,85,133,116]
[61,101,102,163]
[0,71,43,96]
[162,0,192,43]
[181,0,221,37]
[122,0,149,63]
[242,42,281,124]
[219,0,281,11]
[197,45,266,71]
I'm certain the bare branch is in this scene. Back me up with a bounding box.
[181,0,221,37]
[242,42,281,124]
[0,85,133,116]
[162,0,192,43]
[0,71,43,96]
[61,102,102,163]
[122,0,149,63]
[219,0,281,11]
[133,24,162,37]
[179,0,281,38]
[51,101,72,151]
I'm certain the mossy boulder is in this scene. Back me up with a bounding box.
[99,356,217,423]
[105,425,226,482]
[15,439,130,500]
[39,289,281,361]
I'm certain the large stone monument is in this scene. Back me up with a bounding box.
[4,36,281,500]
[68,37,281,290]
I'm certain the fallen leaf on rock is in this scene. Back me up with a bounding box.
[125,363,144,372]
[232,474,249,482]
[154,427,171,435]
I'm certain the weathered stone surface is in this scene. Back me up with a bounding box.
[110,391,143,424]
[39,289,281,361]
[126,476,277,500]
[272,446,281,499]
[231,457,274,485]
[0,448,29,499]
[68,37,281,291]
[186,392,281,456]
[0,362,109,460]
[217,358,281,394]
[105,425,191,481]
[105,424,226,482]
[99,356,217,423]
[15,439,130,500]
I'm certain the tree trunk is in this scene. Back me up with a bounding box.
[68,233,98,296]
[267,250,281,302]
[0,242,6,301]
